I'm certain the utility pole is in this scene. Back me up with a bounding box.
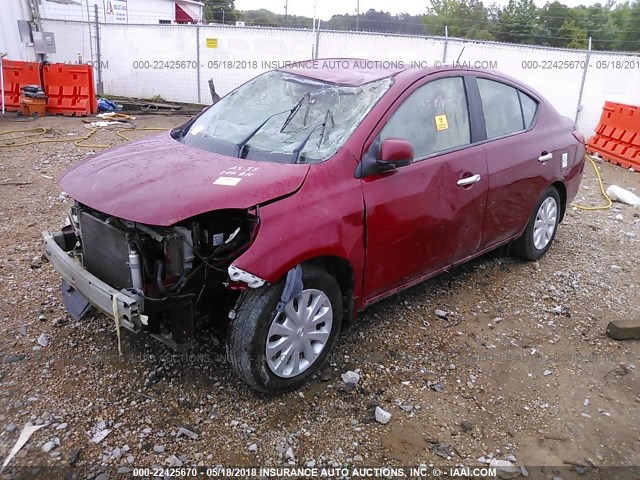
[221,8,225,24]
[356,0,360,31]
[284,0,288,25]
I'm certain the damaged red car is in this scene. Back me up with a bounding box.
[43,60,585,393]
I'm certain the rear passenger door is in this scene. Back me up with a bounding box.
[475,77,550,250]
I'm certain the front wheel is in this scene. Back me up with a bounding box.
[226,264,343,394]
[512,186,561,261]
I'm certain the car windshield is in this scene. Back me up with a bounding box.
[179,71,393,164]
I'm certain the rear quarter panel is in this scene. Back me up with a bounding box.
[555,116,586,206]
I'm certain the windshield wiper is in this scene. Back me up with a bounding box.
[280,92,310,133]
[316,109,335,148]
[236,109,290,158]
[291,114,332,164]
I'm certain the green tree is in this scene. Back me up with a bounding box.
[204,0,237,24]
[495,0,547,44]
[557,19,588,48]
[539,1,570,47]
[325,10,426,35]
[232,1,640,52]
[582,3,617,50]
[423,0,494,40]
[238,9,280,26]
[616,0,640,50]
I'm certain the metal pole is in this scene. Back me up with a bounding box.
[575,36,592,125]
[1,54,6,115]
[196,26,201,104]
[94,4,103,95]
[86,0,94,65]
[30,0,46,62]
[315,20,321,60]
[312,0,317,58]
[442,25,448,63]
[284,0,288,25]
[356,0,360,31]
[221,9,225,24]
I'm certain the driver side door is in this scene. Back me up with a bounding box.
[360,75,489,302]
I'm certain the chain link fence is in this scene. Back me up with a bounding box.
[40,18,640,136]
[578,50,640,136]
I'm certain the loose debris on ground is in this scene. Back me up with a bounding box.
[0,114,639,478]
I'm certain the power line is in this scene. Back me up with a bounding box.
[39,6,640,35]
[39,14,640,48]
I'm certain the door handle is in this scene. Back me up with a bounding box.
[457,174,481,186]
[538,152,553,162]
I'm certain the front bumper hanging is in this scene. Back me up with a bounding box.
[42,230,144,332]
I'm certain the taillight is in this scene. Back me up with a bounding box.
[572,129,585,144]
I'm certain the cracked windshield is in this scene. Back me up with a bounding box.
[181,71,392,163]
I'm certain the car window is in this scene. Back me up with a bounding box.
[379,77,471,159]
[477,78,525,139]
[181,71,393,164]
[519,91,538,128]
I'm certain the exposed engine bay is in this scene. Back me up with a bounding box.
[53,202,259,349]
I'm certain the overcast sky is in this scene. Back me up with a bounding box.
[235,0,601,19]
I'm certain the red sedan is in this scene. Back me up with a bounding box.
[44,59,585,393]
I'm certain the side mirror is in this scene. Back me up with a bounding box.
[377,138,413,171]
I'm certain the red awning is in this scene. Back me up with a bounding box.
[175,4,194,23]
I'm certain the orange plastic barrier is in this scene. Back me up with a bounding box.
[587,101,640,170]
[43,63,98,116]
[1,60,42,112]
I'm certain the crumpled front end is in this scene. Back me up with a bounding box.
[44,202,260,350]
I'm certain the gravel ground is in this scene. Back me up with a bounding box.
[0,113,638,479]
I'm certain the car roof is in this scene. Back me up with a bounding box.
[277,58,542,99]
[278,58,408,86]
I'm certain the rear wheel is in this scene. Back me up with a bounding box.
[512,186,561,261]
[226,264,342,394]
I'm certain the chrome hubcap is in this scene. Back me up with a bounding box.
[266,289,333,378]
[533,197,558,250]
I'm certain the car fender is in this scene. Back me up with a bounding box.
[231,155,366,301]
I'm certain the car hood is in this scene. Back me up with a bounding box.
[59,133,310,226]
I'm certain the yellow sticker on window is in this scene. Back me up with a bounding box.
[435,114,448,131]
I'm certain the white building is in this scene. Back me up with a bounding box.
[1,0,36,61]
[39,0,205,24]
[1,0,205,61]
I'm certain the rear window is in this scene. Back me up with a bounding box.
[477,78,524,139]
[519,91,538,128]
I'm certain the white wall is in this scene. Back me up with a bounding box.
[40,0,176,23]
[577,50,640,137]
[0,0,36,61]
[128,0,174,23]
[40,0,98,22]
[38,18,640,137]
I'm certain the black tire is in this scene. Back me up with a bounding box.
[512,186,561,261]
[226,264,343,394]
